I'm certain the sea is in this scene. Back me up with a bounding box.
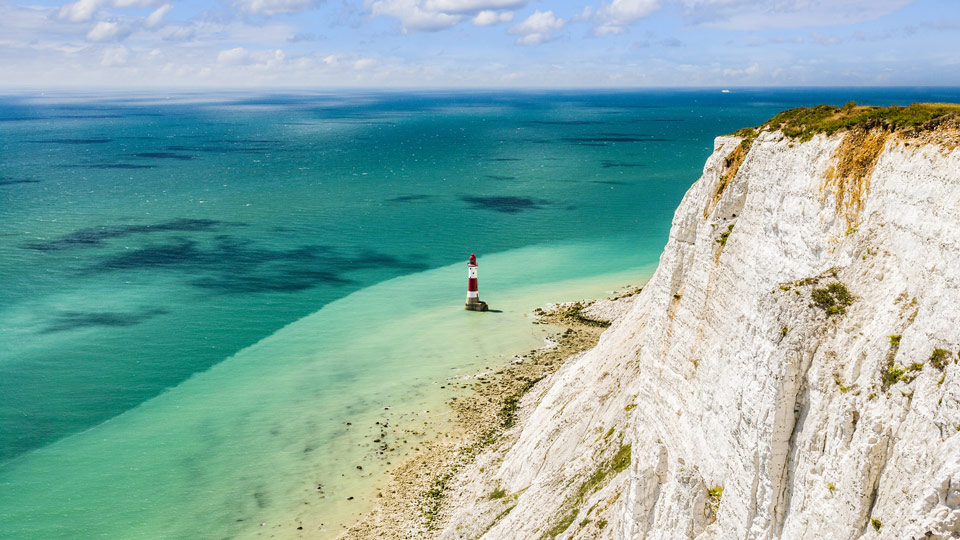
[2,88,959,539]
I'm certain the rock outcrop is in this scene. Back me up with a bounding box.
[438,117,960,539]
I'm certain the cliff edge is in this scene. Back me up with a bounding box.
[436,105,960,540]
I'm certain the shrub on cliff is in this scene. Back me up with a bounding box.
[930,348,951,370]
[812,282,853,316]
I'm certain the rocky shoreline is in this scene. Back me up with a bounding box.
[335,287,642,540]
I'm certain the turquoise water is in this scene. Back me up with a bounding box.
[2,89,960,538]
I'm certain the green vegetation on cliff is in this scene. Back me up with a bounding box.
[735,102,960,142]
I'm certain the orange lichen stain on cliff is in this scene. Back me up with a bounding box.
[705,138,752,219]
[821,128,890,228]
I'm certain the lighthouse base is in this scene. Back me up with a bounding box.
[465,298,488,312]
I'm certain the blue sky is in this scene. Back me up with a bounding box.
[1,0,958,87]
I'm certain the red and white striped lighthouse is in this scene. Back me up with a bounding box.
[465,253,488,311]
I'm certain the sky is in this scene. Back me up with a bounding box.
[1,0,959,87]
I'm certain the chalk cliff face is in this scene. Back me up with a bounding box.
[439,125,960,539]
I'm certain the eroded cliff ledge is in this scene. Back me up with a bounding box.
[437,104,960,540]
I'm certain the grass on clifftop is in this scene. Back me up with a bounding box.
[734,102,960,142]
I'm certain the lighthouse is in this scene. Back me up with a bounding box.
[465,253,488,312]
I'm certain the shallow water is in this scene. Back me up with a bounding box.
[0,241,655,539]
[3,88,960,538]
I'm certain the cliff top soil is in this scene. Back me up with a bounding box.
[733,102,960,142]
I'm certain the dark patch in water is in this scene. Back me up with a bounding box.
[86,163,157,169]
[598,132,650,137]
[211,139,281,145]
[100,240,202,269]
[0,117,38,122]
[164,144,274,155]
[91,236,426,294]
[28,138,112,144]
[523,120,607,126]
[131,152,194,160]
[0,177,40,185]
[253,491,268,509]
[462,196,547,214]
[561,136,671,144]
[23,218,226,251]
[321,120,398,127]
[51,114,124,120]
[600,160,644,168]
[40,308,169,334]
[386,194,432,203]
[191,269,351,293]
[485,175,517,181]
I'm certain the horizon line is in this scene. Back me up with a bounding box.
[3,84,960,94]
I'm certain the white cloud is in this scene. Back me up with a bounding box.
[370,0,529,32]
[215,47,290,71]
[510,10,564,34]
[158,25,196,41]
[599,0,660,24]
[86,21,129,41]
[101,45,130,66]
[422,0,526,13]
[594,0,660,35]
[594,25,624,36]
[135,19,300,46]
[145,4,172,28]
[232,0,322,15]
[722,62,759,77]
[679,0,914,30]
[217,47,252,65]
[812,33,841,46]
[509,10,564,45]
[58,0,102,22]
[354,58,377,70]
[57,0,163,22]
[112,0,163,7]
[371,0,464,32]
[472,10,512,25]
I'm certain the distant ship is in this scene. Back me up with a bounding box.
[721,89,731,93]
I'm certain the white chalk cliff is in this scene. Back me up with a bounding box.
[438,123,960,539]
